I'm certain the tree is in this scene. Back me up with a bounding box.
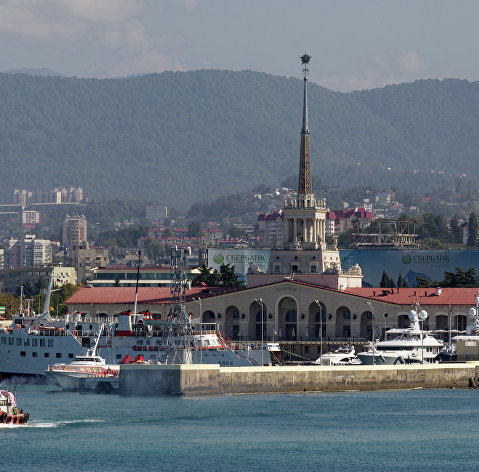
[0,293,20,319]
[416,267,478,288]
[144,239,166,260]
[226,226,250,240]
[337,229,354,248]
[49,283,82,316]
[187,221,202,237]
[192,263,244,287]
[163,227,175,237]
[219,263,244,287]
[467,212,478,247]
[397,273,408,288]
[380,270,395,288]
[449,216,462,243]
[192,263,220,287]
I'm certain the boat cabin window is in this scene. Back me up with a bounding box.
[377,346,414,351]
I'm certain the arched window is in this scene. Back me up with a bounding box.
[314,305,326,338]
[285,309,297,340]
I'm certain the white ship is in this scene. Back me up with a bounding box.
[0,264,281,379]
[357,306,443,365]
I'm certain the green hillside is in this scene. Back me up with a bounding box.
[0,71,478,209]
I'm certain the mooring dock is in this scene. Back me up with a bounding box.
[119,362,479,395]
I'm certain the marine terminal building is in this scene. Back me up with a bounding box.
[65,56,478,355]
[66,282,477,348]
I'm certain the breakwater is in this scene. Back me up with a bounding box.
[119,362,479,395]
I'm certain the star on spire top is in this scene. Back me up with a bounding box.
[300,53,311,64]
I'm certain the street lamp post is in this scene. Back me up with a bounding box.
[366,301,375,365]
[418,308,428,364]
[192,297,202,364]
[314,300,323,361]
[255,298,264,366]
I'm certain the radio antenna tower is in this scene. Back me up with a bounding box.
[159,246,195,364]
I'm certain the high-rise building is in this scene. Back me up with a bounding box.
[257,211,283,247]
[145,204,168,222]
[3,235,52,269]
[49,188,67,203]
[21,210,41,225]
[62,214,88,248]
[68,187,84,203]
[13,189,31,206]
[67,243,109,283]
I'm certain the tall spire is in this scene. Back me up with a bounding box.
[298,52,312,197]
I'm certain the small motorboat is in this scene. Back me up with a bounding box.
[0,389,29,425]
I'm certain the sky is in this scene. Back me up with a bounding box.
[0,0,478,92]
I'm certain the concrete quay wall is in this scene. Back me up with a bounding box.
[119,362,479,396]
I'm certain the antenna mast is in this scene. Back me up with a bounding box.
[159,246,195,364]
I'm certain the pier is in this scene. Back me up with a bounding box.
[119,362,479,395]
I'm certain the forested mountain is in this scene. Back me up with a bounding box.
[0,70,478,209]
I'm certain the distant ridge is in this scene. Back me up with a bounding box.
[3,67,64,77]
[0,70,478,208]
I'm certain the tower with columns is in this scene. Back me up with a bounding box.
[268,54,343,276]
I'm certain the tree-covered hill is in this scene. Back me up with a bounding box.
[0,70,478,209]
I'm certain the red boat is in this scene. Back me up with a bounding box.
[0,390,29,425]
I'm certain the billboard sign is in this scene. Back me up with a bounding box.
[340,249,479,287]
[207,249,271,280]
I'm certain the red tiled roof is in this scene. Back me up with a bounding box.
[65,286,245,305]
[344,287,479,306]
[97,266,173,271]
[65,280,478,308]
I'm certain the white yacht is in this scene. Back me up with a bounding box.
[313,346,361,366]
[358,307,443,365]
[436,293,479,362]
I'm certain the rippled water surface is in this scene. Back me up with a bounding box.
[1,382,478,472]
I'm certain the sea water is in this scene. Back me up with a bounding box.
[0,383,478,472]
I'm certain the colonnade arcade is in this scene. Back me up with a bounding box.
[198,301,469,342]
[283,213,326,247]
[73,304,469,343]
